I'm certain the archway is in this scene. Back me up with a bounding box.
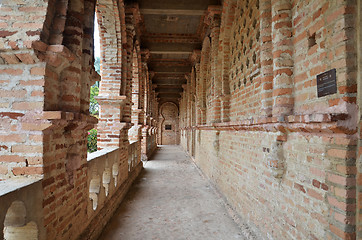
[159,102,179,145]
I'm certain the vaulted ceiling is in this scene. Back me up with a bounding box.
[133,0,221,103]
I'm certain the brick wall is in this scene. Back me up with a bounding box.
[228,0,261,121]
[0,0,49,179]
[0,63,45,178]
[181,0,360,239]
[292,0,357,114]
[190,129,357,239]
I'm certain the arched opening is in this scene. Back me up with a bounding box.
[87,7,101,153]
[93,0,125,149]
[91,11,101,107]
[3,201,38,240]
[159,102,179,145]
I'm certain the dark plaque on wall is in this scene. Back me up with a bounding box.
[317,68,337,98]
[165,125,172,130]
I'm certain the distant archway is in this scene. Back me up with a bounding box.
[158,102,179,145]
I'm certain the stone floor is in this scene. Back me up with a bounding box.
[98,145,247,240]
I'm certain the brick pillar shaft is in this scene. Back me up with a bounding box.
[260,0,273,117]
[271,0,294,118]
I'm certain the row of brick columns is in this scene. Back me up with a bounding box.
[185,1,294,128]
[0,0,108,237]
[96,4,158,160]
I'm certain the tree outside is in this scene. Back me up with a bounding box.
[88,57,101,152]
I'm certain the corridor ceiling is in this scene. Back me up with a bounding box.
[129,0,220,103]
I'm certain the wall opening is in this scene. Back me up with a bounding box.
[3,201,38,240]
[159,102,179,145]
[88,10,101,153]
[308,33,316,48]
[128,46,141,142]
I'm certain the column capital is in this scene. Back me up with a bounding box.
[125,3,141,23]
[205,5,222,27]
[141,49,150,62]
[184,73,191,81]
[189,50,201,65]
[149,71,155,80]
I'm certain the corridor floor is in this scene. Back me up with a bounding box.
[98,145,247,240]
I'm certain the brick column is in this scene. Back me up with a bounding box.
[190,67,196,127]
[96,96,127,148]
[260,0,273,117]
[271,0,294,118]
[200,39,208,125]
[194,63,203,125]
[141,50,153,159]
[357,0,362,238]
[185,74,191,128]
[124,11,136,123]
[148,71,155,117]
[96,0,131,149]
[141,50,150,124]
[128,46,143,143]
[190,51,201,127]
[96,45,126,149]
[130,47,141,125]
[207,6,222,123]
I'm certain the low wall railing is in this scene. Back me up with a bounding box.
[128,141,139,172]
[0,178,44,240]
[0,141,142,240]
[87,148,122,216]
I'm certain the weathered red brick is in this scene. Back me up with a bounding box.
[12,166,43,175]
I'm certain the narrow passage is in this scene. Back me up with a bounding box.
[99,145,246,240]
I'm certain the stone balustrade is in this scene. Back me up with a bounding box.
[0,142,143,240]
[128,141,140,172]
[87,148,125,215]
[0,178,44,240]
[83,144,142,239]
